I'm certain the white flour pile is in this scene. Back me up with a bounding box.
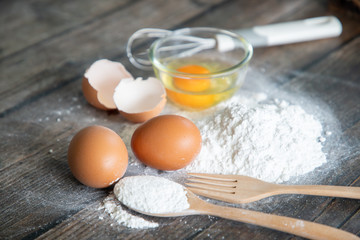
[101,94,329,229]
[114,176,189,214]
[186,99,326,183]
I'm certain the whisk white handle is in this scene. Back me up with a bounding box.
[234,16,342,47]
[126,16,343,70]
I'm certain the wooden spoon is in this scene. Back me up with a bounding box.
[125,189,359,240]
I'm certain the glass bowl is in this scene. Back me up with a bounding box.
[148,27,253,110]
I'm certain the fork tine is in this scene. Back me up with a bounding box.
[185,182,235,193]
[187,178,236,187]
[187,173,236,182]
[186,187,235,201]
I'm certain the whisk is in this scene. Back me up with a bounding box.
[127,16,342,70]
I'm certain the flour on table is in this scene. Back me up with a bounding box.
[101,194,158,229]
[101,93,328,228]
[185,99,326,183]
[117,123,140,165]
[114,176,189,214]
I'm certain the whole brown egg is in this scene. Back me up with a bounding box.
[68,125,128,188]
[131,115,202,171]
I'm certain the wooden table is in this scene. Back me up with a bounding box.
[1,0,359,239]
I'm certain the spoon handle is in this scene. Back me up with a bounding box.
[201,202,359,240]
[278,185,360,199]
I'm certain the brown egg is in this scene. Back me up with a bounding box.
[68,125,128,188]
[131,115,202,171]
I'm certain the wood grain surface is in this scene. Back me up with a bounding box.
[0,0,359,239]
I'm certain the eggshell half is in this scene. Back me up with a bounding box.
[82,77,107,110]
[82,59,133,110]
[113,77,167,123]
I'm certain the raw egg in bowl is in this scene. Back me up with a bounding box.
[128,27,253,110]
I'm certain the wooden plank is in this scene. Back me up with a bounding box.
[338,122,360,236]
[281,37,360,130]
[236,34,360,240]
[315,198,360,229]
[0,150,106,239]
[0,0,132,59]
[0,0,358,117]
[342,209,360,236]
[0,0,307,170]
[172,9,360,238]
[190,154,360,238]
[249,6,360,78]
[36,207,216,240]
[316,174,360,235]
[0,56,223,238]
[0,0,230,169]
[0,0,231,238]
[0,0,359,239]
[0,0,224,115]
[175,0,360,79]
[192,219,295,239]
[0,121,73,170]
[4,0,358,118]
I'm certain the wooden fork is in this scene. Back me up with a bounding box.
[186,173,360,204]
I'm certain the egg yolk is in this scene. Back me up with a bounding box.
[174,65,211,92]
[169,64,215,109]
[166,89,215,109]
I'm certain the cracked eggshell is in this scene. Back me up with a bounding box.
[82,59,133,110]
[113,77,167,123]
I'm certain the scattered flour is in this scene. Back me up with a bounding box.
[117,123,141,165]
[114,176,189,214]
[101,194,158,229]
[185,99,326,183]
[101,93,329,228]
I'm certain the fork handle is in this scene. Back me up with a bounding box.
[278,185,360,199]
[200,202,359,240]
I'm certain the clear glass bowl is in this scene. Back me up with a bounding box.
[149,27,253,110]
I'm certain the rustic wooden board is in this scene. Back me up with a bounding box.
[0,0,224,114]
[0,0,359,239]
[0,0,133,59]
[0,0,317,174]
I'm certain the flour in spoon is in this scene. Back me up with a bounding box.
[114,176,189,214]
